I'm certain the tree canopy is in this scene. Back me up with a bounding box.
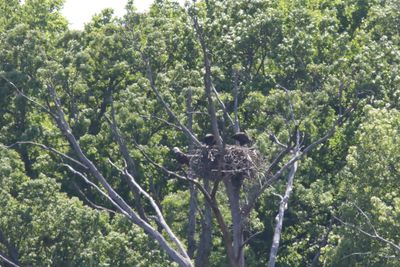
[0,0,399,266]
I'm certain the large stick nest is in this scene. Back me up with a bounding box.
[189,145,264,181]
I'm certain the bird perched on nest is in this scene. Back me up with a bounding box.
[172,147,190,165]
[203,133,216,146]
[232,132,251,146]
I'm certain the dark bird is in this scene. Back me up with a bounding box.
[232,132,251,146]
[203,133,216,146]
[172,147,190,165]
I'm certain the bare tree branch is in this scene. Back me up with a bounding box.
[0,74,54,118]
[4,141,88,170]
[353,204,378,236]
[268,148,299,267]
[195,179,212,267]
[311,217,333,267]
[334,205,400,252]
[241,231,263,249]
[190,1,222,148]
[277,84,296,122]
[104,103,149,221]
[47,85,193,267]
[340,251,399,261]
[109,160,190,260]
[0,230,19,267]
[211,84,235,127]
[340,251,372,260]
[186,89,198,259]
[140,115,183,131]
[268,133,288,149]
[233,71,240,133]
[142,56,202,147]
[243,103,355,216]
[72,182,117,214]
[133,139,234,265]
[0,252,20,267]
[63,164,124,214]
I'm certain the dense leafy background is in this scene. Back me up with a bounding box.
[0,0,399,266]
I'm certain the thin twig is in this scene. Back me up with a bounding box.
[269,133,288,149]
[63,164,124,214]
[133,138,232,256]
[244,103,356,217]
[340,251,372,260]
[111,159,190,259]
[233,70,240,133]
[104,102,149,222]
[241,231,263,249]
[4,141,88,170]
[141,56,202,147]
[47,84,192,266]
[353,203,378,235]
[277,84,296,124]
[334,215,400,251]
[72,182,116,214]
[0,252,20,267]
[211,84,234,127]
[190,1,223,149]
[0,74,54,117]
[140,115,183,131]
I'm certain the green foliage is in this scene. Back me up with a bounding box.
[324,107,400,266]
[0,146,170,266]
[1,0,400,266]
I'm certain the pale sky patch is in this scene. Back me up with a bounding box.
[62,0,134,30]
[61,0,185,30]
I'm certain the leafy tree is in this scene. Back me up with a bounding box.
[1,0,400,267]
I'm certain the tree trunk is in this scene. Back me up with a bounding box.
[311,218,333,267]
[268,156,299,267]
[226,178,244,267]
[186,87,197,258]
[48,85,193,267]
[88,88,112,135]
[233,71,240,133]
[19,146,34,178]
[187,183,197,258]
[195,180,213,267]
[107,102,149,222]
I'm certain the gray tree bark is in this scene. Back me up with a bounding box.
[48,85,193,267]
[195,180,213,267]
[187,88,197,258]
[226,179,245,267]
[268,152,299,267]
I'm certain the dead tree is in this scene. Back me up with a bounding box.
[186,3,355,266]
[2,76,194,267]
[334,204,400,253]
[186,88,198,259]
[1,3,356,263]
